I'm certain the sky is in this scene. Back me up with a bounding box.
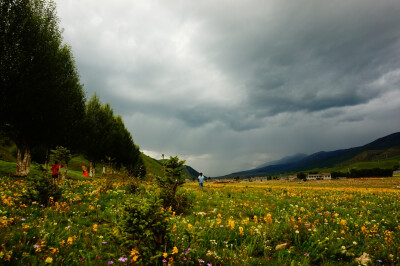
[54,0,400,176]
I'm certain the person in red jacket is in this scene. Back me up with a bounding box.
[51,161,62,180]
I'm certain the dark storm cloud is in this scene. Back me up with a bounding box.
[169,0,400,129]
[55,0,400,175]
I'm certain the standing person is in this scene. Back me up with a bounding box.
[51,161,61,181]
[198,172,205,190]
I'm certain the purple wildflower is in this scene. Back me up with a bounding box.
[118,255,128,262]
[199,259,205,263]
[108,261,114,265]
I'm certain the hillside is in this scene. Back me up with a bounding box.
[141,154,199,180]
[255,153,307,168]
[0,136,199,179]
[224,132,400,178]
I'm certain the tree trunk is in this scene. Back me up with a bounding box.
[22,148,31,175]
[44,149,50,169]
[16,147,31,176]
[89,161,95,177]
[16,148,22,175]
[62,163,68,179]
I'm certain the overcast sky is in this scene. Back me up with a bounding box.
[55,0,400,176]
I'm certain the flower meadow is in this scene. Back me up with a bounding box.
[1,175,400,265]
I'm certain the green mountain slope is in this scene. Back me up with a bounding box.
[141,153,199,180]
[224,132,400,178]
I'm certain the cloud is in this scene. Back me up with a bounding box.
[55,0,400,176]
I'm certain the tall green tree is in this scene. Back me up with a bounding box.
[81,94,113,176]
[82,95,144,177]
[0,0,85,175]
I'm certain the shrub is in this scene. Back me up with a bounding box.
[125,178,145,194]
[118,195,172,264]
[156,156,192,214]
[22,174,63,205]
[297,172,307,181]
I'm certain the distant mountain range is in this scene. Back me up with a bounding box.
[221,132,400,178]
[255,153,308,168]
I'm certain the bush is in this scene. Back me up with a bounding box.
[159,189,193,214]
[297,172,307,181]
[125,178,145,194]
[21,174,63,205]
[155,156,192,214]
[118,195,172,264]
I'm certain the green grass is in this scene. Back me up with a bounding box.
[0,160,17,177]
[141,153,164,178]
[310,154,400,174]
[0,137,17,162]
[2,176,400,265]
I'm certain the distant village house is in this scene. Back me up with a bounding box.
[306,173,331,181]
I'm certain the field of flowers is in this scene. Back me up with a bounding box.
[1,175,400,265]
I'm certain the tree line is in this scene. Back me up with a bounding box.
[0,0,144,177]
[331,168,393,178]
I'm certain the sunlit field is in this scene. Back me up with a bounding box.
[1,176,400,265]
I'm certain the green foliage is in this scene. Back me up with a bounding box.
[119,195,172,264]
[125,178,146,195]
[156,156,186,189]
[0,0,85,175]
[331,168,393,178]
[2,168,400,264]
[155,156,192,213]
[81,95,145,177]
[297,172,306,180]
[21,174,63,205]
[51,146,72,165]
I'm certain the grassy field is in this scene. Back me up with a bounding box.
[312,154,400,174]
[1,166,400,265]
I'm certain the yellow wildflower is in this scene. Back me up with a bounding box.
[228,219,235,230]
[265,213,272,224]
[49,248,59,254]
[45,256,53,264]
[172,246,179,255]
[67,237,73,245]
[163,252,168,258]
[130,249,139,262]
[239,226,244,236]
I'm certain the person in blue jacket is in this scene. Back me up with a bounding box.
[198,172,205,189]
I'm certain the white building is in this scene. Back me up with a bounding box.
[306,173,331,181]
